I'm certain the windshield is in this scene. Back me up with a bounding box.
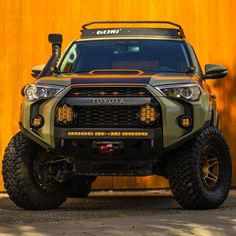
[59,39,192,74]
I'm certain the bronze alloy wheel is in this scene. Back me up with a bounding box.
[200,145,221,190]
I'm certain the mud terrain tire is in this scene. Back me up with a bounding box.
[167,126,232,209]
[2,132,66,210]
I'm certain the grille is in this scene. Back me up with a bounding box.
[66,87,151,97]
[76,106,139,127]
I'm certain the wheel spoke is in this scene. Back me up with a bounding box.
[207,171,218,182]
[208,158,219,168]
[209,162,218,169]
[204,175,216,185]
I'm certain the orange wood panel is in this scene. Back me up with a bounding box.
[0,0,236,191]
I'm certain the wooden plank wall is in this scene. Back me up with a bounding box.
[0,0,235,190]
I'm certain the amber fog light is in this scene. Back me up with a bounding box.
[31,116,44,128]
[179,116,192,128]
[56,104,75,125]
[139,104,158,125]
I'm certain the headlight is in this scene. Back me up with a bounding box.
[25,84,64,102]
[156,84,201,101]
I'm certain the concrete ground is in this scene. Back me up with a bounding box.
[0,190,236,236]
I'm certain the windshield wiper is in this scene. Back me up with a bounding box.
[141,66,196,74]
[56,70,91,74]
[72,70,91,74]
[73,69,144,75]
[141,68,177,73]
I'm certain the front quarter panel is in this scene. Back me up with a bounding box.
[147,84,212,148]
[20,86,71,148]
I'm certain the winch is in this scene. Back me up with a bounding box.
[92,141,124,155]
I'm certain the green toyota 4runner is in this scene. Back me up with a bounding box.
[2,21,232,210]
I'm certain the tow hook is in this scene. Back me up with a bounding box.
[99,143,114,154]
[92,141,124,155]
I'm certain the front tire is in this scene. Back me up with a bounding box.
[167,126,232,209]
[2,132,66,210]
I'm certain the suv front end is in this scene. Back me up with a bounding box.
[3,21,231,210]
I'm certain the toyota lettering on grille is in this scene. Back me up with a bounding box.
[92,98,125,105]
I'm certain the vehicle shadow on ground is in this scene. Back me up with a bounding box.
[0,193,177,212]
[0,192,235,235]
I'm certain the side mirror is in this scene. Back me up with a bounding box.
[203,64,228,79]
[31,64,45,78]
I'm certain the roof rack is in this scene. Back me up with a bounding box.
[81,21,186,38]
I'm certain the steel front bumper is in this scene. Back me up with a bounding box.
[54,127,163,160]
